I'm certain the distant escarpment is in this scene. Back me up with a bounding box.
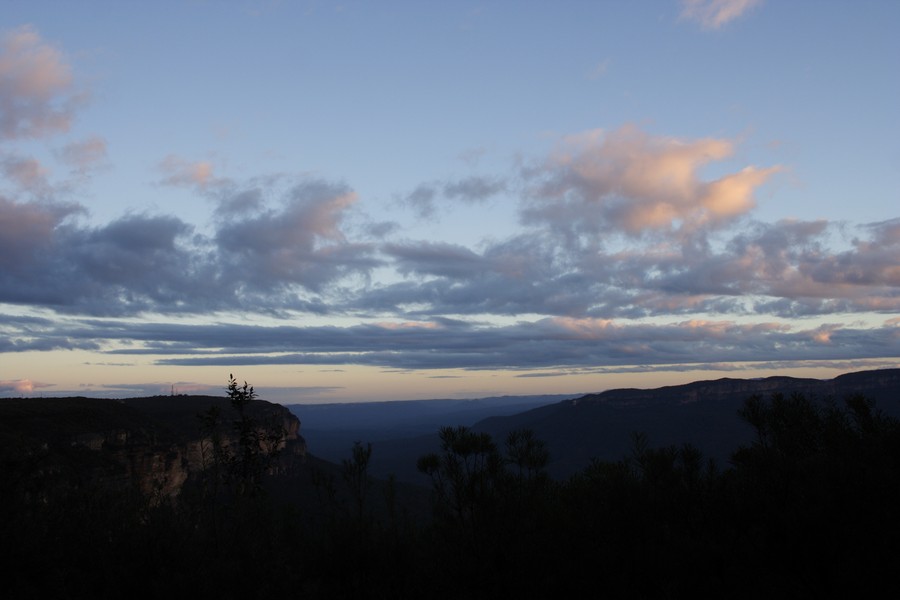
[573,368,900,407]
[0,395,306,502]
[473,368,900,478]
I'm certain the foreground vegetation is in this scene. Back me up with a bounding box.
[3,387,899,599]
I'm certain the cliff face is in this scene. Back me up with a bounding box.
[0,396,307,502]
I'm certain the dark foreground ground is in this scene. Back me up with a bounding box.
[3,376,900,598]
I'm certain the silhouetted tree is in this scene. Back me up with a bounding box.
[342,440,373,522]
[728,392,900,596]
[198,375,286,500]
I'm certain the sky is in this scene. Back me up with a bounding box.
[1,0,899,403]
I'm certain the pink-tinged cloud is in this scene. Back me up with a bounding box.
[810,324,839,344]
[373,320,441,331]
[525,125,780,236]
[645,217,900,312]
[59,136,107,171]
[1,155,49,189]
[701,166,781,222]
[158,155,220,189]
[543,317,617,339]
[801,219,900,290]
[0,25,83,140]
[680,0,763,30]
[0,379,47,394]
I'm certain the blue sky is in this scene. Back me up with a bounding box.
[1,0,899,402]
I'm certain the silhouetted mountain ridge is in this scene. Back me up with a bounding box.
[569,369,900,407]
[471,368,900,478]
[287,368,900,483]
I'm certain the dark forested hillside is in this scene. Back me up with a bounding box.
[291,369,900,481]
[472,369,900,477]
[3,369,900,598]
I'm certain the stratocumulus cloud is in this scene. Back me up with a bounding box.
[70,317,896,370]
[522,125,781,239]
[2,130,898,369]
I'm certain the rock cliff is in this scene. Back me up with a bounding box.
[0,395,307,502]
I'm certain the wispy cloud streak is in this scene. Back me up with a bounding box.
[679,0,763,29]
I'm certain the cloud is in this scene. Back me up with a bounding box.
[443,175,506,202]
[544,358,900,376]
[1,154,50,191]
[403,175,507,219]
[158,156,282,218]
[58,136,108,172]
[357,215,900,321]
[0,207,225,315]
[5,191,888,323]
[363,220,401,239]
[0,378,50,394]
[0,312,102,352]
[0,89,896,378]
[216,185,266,215]
[55,316,895,372]
[215,179,378,292]
[386,241,484,279]
[0,196,78,271]
[2,146,103,199]
[404,182,438,218]
[719,218,900,313]
[72,214,197,283]
[0,25,85,141]
[4,234,899,372]
[362,232,599,317]
[522,125,780,239]
[0,177,377,315]
[158,155,223,190]
[603,217,900,317]
[680,0,763,30]
[2,25,893,385]
[701,166,777,221]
